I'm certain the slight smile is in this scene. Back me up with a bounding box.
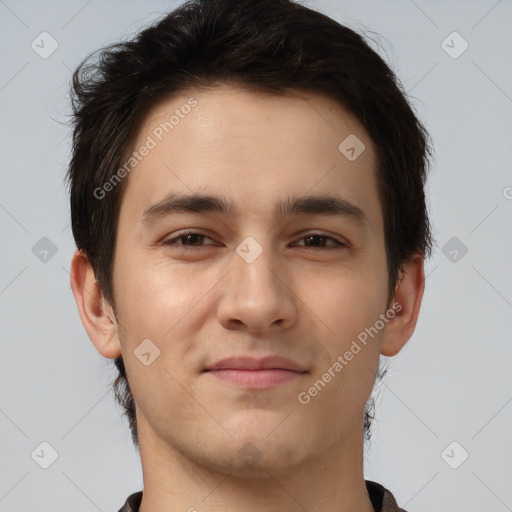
[203,356,309,389]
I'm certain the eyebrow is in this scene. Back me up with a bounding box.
[141,192,371,229]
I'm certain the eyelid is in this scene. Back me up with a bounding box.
[161,231,217,248]
[161,230,348,249]
[293,230,348,247]
[298,231,348,249]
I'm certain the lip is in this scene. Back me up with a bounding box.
[204,356,308,389]
[205,355,307,372]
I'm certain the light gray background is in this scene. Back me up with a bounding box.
[1,0,511,511]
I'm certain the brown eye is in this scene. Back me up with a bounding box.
[162,232,216,250]
[294,233,346,249]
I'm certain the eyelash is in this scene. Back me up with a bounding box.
[161,231,347,251]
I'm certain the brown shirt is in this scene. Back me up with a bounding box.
[117,480,407,511]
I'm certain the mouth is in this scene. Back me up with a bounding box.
[203,355,308,389]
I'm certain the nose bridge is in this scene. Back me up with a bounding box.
[217,234,296,332]
[233,234,282,296]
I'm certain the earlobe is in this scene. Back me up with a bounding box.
[380,255,425,357]
[69,249,122,359]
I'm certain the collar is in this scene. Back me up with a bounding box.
[117,480,407,511]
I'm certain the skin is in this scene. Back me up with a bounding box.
[70,84,425,512]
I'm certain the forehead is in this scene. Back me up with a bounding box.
[119,84,381,230]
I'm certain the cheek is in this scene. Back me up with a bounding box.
[113,248,177,332]
[114,256,203,426]
[303,261,388,347]
[113,250,220,380]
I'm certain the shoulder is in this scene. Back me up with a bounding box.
[365,480,408,512]
[116,491,143,512]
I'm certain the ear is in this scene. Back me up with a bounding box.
[69,249,121,359]
[380,255,425,357]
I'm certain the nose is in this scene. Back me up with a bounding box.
[216,239,298,334]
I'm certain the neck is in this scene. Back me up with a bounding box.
[137,415,375,512]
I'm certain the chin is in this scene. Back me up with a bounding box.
[206,438,306,478]
[226,421,311,473]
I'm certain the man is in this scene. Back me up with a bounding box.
[67,0,434,510]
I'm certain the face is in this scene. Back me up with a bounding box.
[111,84,391,476]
